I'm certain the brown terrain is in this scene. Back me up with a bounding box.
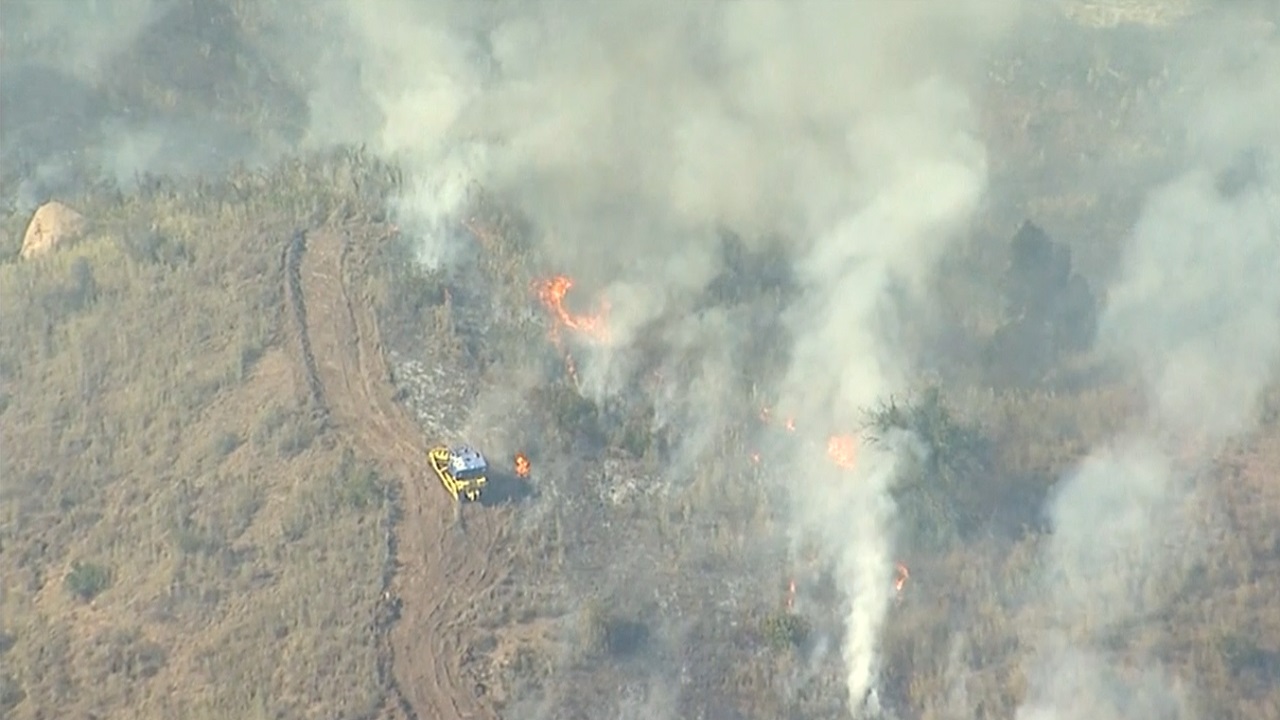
[284,223,512,720]
[3,3,1280,719]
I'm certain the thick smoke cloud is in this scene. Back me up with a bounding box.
[1,0,283,209]
[17,1,1277,717]
[1,0,165,206]
[1103,65,1280,443]
[312,0,1028,712]
[3,0,171,81]
[1017,14,1280,720]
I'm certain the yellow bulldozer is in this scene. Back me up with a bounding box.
[428,444,489,502]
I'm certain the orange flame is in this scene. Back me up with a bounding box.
[533,274,610,386]
[826,434,858,470]
[785,578,797,611]
[514,452,531,478]
[895,562,910,596]
[755,407,859,470]
[534,275,610,341]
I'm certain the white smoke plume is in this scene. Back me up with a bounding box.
[777,74,992,708]
[305,0,1030,713]
[1017,13,1280,720]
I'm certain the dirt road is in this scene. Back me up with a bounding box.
[284,226,510,720]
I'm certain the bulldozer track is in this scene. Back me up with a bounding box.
[280,226,509,720]
[282,230,326,411]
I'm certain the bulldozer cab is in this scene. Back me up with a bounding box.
[448,445,488,480]
[430,444,489,502]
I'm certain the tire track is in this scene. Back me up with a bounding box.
[337,236,512,718]
[282,230,326,411]
[284,226,510,720]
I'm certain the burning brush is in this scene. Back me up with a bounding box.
[534,275,610,341]
[459,217,609,386]
[531,274,610,387]
[755,405,862,472]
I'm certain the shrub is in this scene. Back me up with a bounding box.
[866,386,997,551]
[761,610,810,651]
[65,561,111,601]
[212,431,243,458]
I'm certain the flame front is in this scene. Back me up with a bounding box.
[534,275,610,341]
[826,434,859,470]
[532,274,610,386]
[514,452,531,478]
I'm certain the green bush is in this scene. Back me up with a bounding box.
[65,561,112,601]
[867,386,995,550]
[760,610,810,651]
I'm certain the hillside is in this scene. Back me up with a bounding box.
[2,2,1279,720]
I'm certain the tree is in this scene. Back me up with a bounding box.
[986,221,1098,387]
[867,387,994,552]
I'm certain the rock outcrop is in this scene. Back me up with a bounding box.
[20,201,86,260]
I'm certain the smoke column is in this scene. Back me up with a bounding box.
[776,73,993,711]
[8,0,1279,716]
[299,1,1032,713]
[329,1,1020,714]
[1017,13,1280,719]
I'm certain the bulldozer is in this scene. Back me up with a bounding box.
[429,444,489,502]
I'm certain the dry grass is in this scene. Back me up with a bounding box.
[2,2,1279,719]
[0,152,404,720]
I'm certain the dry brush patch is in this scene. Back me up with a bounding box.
[0,150,407,720]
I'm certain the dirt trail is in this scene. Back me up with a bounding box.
[284,226,510,720]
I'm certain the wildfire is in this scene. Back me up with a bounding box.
[895,562,910,598]
[532,274,610,386]
[785,578,797,611]
[826,434,859,470]
[514,452,531,478]
[534,275,610,342]
[755,407,859,471]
